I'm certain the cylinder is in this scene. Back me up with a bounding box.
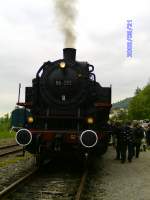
[63,48,76,64]
[16,129,32,146]
[80,130,98,148]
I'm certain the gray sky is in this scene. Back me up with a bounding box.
[0,0,150,116]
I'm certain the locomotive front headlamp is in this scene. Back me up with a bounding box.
[59,62,66,69]
[27,116,34,123]
[87,117,94,124]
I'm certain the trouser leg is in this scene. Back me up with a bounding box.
[121,144,127,162]
[116,143,121,159]
[146,139,150,149]
[132,143,135,156]
[128,143,133,161]
[136,143,141,158]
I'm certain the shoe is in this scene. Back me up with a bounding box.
[114,157,120,160]
[121,160,125,163]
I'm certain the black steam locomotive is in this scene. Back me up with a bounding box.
[12,48,111,164]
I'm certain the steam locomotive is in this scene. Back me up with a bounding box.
[11,48,111,164]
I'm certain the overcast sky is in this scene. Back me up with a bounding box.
[0,0,150,116]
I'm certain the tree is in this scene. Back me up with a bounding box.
[110,108,129,122]
[128,84,150,120]
[134,86,141,95]
[0,113,11,131]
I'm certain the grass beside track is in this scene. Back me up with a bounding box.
[0,156,25,167]
[0,131,15,139]
[0,131,16,146]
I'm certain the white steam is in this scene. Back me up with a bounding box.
[54,0,77,47]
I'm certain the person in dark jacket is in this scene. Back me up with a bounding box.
[112,122,122,160]
[120,122,133,163]
[132,122,144,158]
[146,124,150,147]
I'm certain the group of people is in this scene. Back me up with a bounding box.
[111,121,150,163]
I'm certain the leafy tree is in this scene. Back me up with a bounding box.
[0,113,11,132]
[128,84,150,120]
[110,108,129,122]
[135,86,141,95]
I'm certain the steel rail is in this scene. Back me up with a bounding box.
[0,168,38,198]
[0,144,18,150]
[75,169,88,200]
[0,148,23,157]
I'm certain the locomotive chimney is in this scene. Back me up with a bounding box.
[63,48,76,64]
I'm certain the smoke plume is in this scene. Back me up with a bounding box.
[54,0,77,47]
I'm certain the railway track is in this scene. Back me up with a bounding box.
[75,169,88,200]
[0,157,90,200]
[0,168,38,199]
[0,144,23,157]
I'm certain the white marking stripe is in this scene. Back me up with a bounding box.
[80,129,98,148]
[16,129,32,146]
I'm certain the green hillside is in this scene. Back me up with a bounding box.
[112,97,132,109]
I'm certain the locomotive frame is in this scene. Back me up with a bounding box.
[11,48,112,165]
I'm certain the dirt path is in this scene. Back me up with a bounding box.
[86,147,150,200]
